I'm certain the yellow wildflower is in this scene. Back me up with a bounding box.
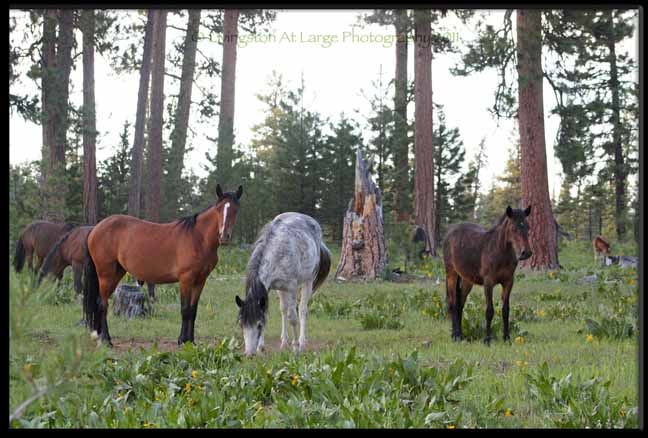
[505,409,512,417]
[586,334,594,343]
[185,383,191,393]
[291,374,299,386]
[143,423,153,428]
[514,336,525,344]
[620,409,625,417]
[191,370,198,379]
[628,278,636,285]
[447,425,456,429]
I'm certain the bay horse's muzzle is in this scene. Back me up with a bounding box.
[518,249,532,261]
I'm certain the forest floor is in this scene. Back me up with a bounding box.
[9,239,640,428]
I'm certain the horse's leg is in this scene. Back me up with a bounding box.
[72,263,83,296]
[96,272,123,347]
[501,279,514,342]
[446,269,462,341]
[483,281,495,345]
[187,281,205,343]
[297,283,313,352]
[457,279,473,332]
[178,280,193,345]
[287,288,299,350]
[147,283,156,302]
[277,290,291,350]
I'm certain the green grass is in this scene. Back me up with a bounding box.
[9,240,639,428]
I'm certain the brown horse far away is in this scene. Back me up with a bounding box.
[443,205,532,344]
[82,184,243,347]
[13,221,77,274]
[37,225,93,295]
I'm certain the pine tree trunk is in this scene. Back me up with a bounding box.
[393,9,410,223]
[216,9,239,189]
[516,9,559,270]
[606,12,626,240]
[413,9,436,257]
[82,9,98,225]
[128,10,155,218]
[145,10,167,223]
[166,9,201,217]
[40,10,57,219]
[335,149,388,281]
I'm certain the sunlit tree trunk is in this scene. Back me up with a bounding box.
[413,9,436,256]
[516,9,559,270]
[216,9,239,189]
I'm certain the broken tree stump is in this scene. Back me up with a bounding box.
[335,148,388,281]
[112,284,152,319]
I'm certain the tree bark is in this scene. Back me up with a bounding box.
[166,9,201,217]
[128,10,155,218]
[516,9,559,270]
[413,9,436,256]
[145,10,167,223]
[335,149,388,281]
[216,9,239,189]
[606,12,626,240]
[393,9,410,223]
[40,9,57,219]
[82,9,98,225]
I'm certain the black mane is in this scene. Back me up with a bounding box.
[176,192,240,232]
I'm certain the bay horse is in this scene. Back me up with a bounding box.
[83,184,243,347]
[235,212,331,357]
[39,226,157,299]
[443,205,532,344]
[37,226,93,295]
[13,221,77,274]
[593,235,612,265]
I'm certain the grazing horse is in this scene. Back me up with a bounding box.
[235,212,331,357]
[83,184,243,347]
[443,205,532,344]
[37,226,93,295]
[593,235,612,265]
[13,221,77,274]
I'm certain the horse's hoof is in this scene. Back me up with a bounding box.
[452,333,463,342]
[483,337,492,346]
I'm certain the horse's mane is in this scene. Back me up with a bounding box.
[239,220,277,326]
[175,193,240,232]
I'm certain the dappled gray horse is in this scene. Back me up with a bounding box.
[235,212,331,357]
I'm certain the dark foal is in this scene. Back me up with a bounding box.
[443,205,532,344]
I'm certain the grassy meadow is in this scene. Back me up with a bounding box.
[8,239,640,428]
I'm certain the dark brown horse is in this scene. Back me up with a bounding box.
[83,184,243,347]
[38,226,156,299]
[13,221,77,274]
[37,226,93,295]
[443,205,532,344]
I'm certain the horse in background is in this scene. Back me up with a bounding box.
[443,205,532,344]
[235,212,331,357]
[593,235,612,265]
[83,184,243,347]
[37,226,93,295]
[13,221,77,274]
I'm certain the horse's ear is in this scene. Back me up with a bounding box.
[524,205,532,217]
[216,184,224,199]
[259,295,267,311]
[236,185,243,200]
[506,205,513,218]
[235,295,243,308]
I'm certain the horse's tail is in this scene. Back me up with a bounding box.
[82,238,101,332]
[13,234,26,273]
[313,242,332,292]
[38,229,74,285]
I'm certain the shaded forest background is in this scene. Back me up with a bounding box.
[9,9,640,255]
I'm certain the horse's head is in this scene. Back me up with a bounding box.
[235,277,268,357]
[215,184,243,245]
[504,205,532,261]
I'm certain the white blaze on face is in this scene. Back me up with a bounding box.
[220,202,230,237]
[242,324,260,357]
